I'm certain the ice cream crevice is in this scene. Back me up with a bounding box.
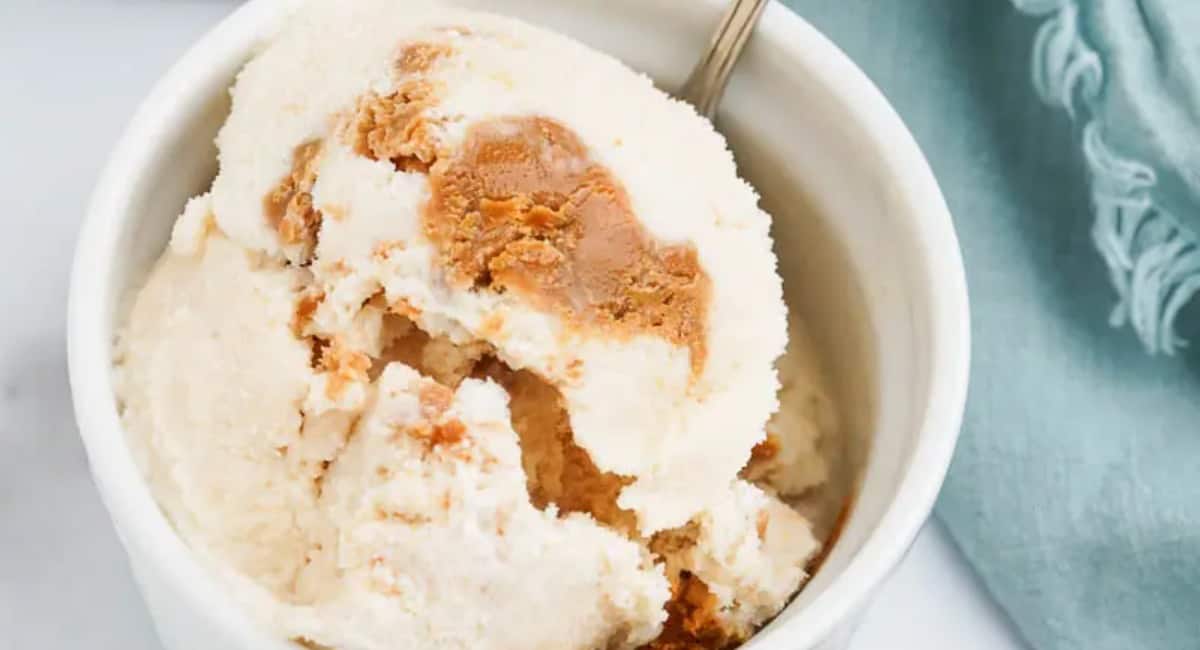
[470,355,639,535]
[370,311,638,535]
[647,571,740,650]
[644,524,744,649]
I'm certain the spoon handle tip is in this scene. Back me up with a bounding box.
[678,0,769,119]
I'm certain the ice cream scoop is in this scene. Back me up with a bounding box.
[115,1,834,648]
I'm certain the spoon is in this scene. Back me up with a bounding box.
[678,0,769,119]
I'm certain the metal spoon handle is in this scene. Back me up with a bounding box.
[679,0,769,119]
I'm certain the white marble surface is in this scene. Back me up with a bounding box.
[0,1,1026,648]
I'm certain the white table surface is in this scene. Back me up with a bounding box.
[0,2,1027,648]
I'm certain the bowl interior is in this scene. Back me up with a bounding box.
[82,1,958,648]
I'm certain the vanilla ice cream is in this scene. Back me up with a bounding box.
[115,1,841,648]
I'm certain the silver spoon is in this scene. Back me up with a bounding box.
[678,0,769,119]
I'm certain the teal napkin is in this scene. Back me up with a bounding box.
[781,1,1200,648]
[1014,0,1200,354]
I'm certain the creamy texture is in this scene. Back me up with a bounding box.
[117,226,330,596]
[286,363,671,649]
[212,0,785,534]
[116,2,839,649]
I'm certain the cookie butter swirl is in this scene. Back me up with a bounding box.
[344,38,711,369]
[425,116,710,371]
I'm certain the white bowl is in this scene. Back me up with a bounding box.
[67,1,970,648]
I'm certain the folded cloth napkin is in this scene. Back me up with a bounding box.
[782,1,1200,648]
